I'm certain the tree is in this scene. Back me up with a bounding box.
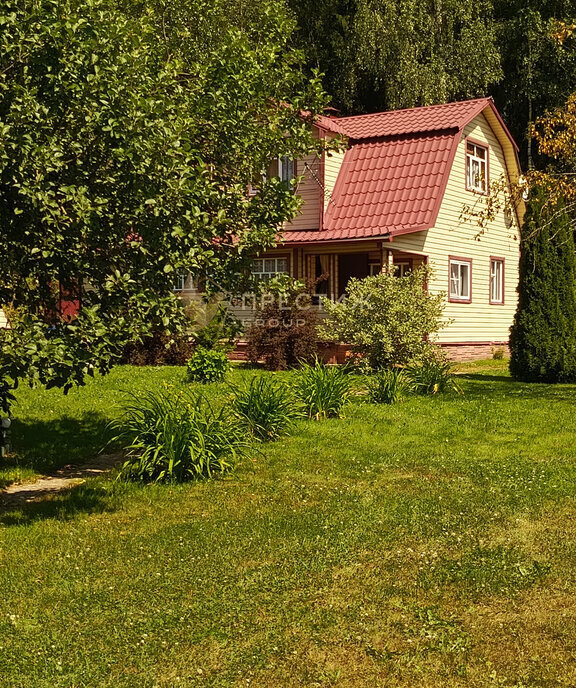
[492,2,576,168]
[509,188,576,382]
[0,0,326,408]
[288,0,502,113]
[319,267,446,369]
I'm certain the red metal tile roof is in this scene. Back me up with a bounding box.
[335,98,490,139]
[283,98,518,244]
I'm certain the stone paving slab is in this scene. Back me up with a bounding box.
[0,453,122,507]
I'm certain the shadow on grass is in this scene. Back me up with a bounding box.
[458,373,512,383]
[6,411,112,475]
[0,483,114,526]
[456,374,576,401]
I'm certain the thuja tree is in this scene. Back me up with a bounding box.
[320,267,446,369]
[0,0,326,409]
[509,189,576,382]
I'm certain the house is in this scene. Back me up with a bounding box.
[243,97,524,361]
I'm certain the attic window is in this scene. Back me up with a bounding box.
[466,141,488,193]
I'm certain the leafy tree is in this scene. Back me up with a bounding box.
[0,0,326,409]
[319,267,446,369]
[509,188,576,382]
[492,2,576,168]
[288,0,502,113]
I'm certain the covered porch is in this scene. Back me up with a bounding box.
[291,242,428,300]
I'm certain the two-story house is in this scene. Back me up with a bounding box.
[244,97,524,361]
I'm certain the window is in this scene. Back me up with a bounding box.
[278,156,295,189]
[369,262,381,276]
[393,261,412,278]
[173,273,187,291]
[490,258,504,304]
[449,258,471,302]
[466,141,488,193]
[251,257,288,282]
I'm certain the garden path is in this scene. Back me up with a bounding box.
[0,453,121,507]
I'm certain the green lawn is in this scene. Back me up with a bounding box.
[1,361,576,687]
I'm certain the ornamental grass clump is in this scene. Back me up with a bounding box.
[109,389,246,483]
[407,361,462,395]
[294,360,352,420]
[368,368,412,404]
[231,376,299,441]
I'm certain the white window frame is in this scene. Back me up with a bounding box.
[251,256,289,282]
[449,258,472,302]
[394,261,412,278]
[368,262,381,276]
[466,140,488,193]
[173,273,187,292]
[490,258,504,304]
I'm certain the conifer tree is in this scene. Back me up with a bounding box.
[509,188,576,382]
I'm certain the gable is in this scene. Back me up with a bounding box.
[282,99,522,244]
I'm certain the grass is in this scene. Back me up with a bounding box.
[1,360,576,686]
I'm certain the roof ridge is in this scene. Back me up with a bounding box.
[336,97,493,123]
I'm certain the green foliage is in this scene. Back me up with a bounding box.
[190,303,241,353]
[510,189,576,382]
[367,368,412,404]
[109,388,245,482]
[0,0,326,410]
[294,360,352,420]
[246,282,320,370]
[320,267,446,370]
[186,347,230,384]
[407,361,463,396]
[492,2,576,167]
[289,0,502,113]
[231,376,299,440]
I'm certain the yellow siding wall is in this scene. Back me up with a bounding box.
[391,113,520,343]
[323,138,346,213]
[0,308,9,329]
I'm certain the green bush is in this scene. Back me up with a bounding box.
[109,389,246,483]
[407,361,462,395]
[510,189,576,382]
[294,360,352,420]
[368,368,412,404]
[231,376,299,441]
[320,267,446,369]
[186,346,230,384]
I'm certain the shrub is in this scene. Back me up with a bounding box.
[510,189,576,382]
[109,389,246,482]
[186,346,230,384]
[246,282,320,370]
[189,302,241,352]
[121,330,193,366]
[320,267,446,370]
[368,368,412,404]
[231,376,299,440]
[294,360,352,419]
[407,361,462,395]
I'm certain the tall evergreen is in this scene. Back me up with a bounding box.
[510,188,576,382]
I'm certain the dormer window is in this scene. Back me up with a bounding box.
[466,141,488,193]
